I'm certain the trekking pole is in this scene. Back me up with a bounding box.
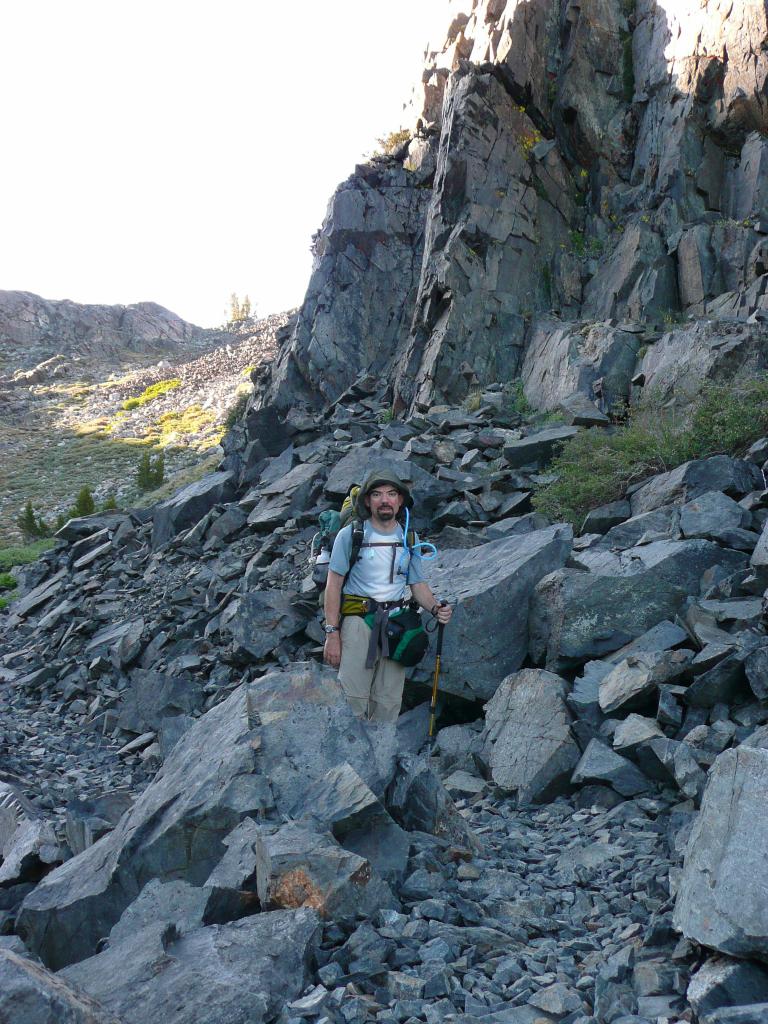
[428,604,447,747]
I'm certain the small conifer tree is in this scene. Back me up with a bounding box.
[17,500,37,539]
[102,494,118,511]
[137,451,153,491]
[241,295,251,319]
[151,450,165,488]
[229,293,241,323]
[73,486,95,517]
[136,450,164,491]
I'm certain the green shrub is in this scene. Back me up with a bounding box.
[122,378,181,411]
[505,379,533,417]
[376,128,411,155]
[0,539,56,571]
[0,572,16,591]
[102,494,118,511]
[533,376,768,528]
[224,392,249,429]
[16,500,51,540]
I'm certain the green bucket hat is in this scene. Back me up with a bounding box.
[355,465,414,519]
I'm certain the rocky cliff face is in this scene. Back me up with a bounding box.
[268,0,768,415]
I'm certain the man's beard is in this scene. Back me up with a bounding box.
[376,507,395,520]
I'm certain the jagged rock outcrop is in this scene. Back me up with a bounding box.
[0,290,213,373]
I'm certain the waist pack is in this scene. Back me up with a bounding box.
[363,606,429,668]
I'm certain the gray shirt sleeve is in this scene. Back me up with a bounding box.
[328,523,353,576]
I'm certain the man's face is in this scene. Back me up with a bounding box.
[367,485,404,522]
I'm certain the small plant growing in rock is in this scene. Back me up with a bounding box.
[503,380,533,417]
[0,572,16,591]
[463,388,483,413]
[224,393,249,429]
[375,129,411,156]
[102,494,118,511]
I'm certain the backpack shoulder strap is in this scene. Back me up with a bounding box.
[349,519,365,571]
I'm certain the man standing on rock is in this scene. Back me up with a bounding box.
[323,467,452,722]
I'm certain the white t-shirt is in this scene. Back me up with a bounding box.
[329,521,425,602]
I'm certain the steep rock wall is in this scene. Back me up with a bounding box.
[266,0,768,418]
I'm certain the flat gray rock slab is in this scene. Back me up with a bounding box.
[630,457,762,516]
[482,669,580,805]
[0,948,120,1024]
[503,426,579,469]
[62,909,320,1024]
[688,956,768,1018]
[674,746,768,959]
[417,525,573,700]
[599,649,692,714]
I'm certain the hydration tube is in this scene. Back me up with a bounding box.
[400,505,438,574]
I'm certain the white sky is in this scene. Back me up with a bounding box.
[1,0,447,327]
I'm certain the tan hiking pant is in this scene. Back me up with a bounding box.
[338,615,406,723]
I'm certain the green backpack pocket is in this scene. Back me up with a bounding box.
[363,607,429,667]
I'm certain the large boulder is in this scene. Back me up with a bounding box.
[416,525,573,700]
[530,540,746,672]
[0,948,119,1023]
[502,426,579,470]
[151,471,237,548]
[220,591,307,661]
[244,462,326,529]
[674,747,768,960]
[629,457,763,517]
[62,908,320,1024]
[245,820,393,920]
[17,664,397,969]
[481,669,580,805]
